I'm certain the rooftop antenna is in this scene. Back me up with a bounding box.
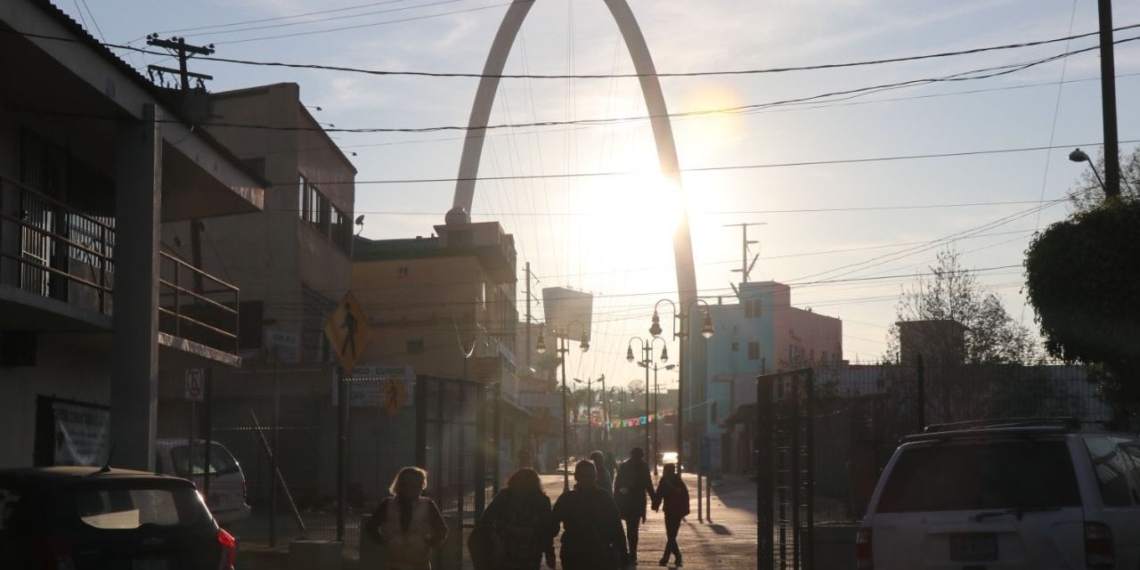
[724,222,765,283]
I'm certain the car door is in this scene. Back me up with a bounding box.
[1110,439,1140,569]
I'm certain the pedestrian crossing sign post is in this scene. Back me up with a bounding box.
[325,291,372,372]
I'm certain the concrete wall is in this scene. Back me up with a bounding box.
[0,332,111,468]
[353,254,490,379]
[161,83,355,344]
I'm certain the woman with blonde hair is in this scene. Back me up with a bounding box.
[364,467,448,570]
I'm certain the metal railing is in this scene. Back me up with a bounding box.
[0,174,114,314]
[158,251,241,355]
[1,173,242,356]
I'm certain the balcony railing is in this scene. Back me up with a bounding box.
[1,172,241,356]
[0,174,114,315]
[158,251,240,355]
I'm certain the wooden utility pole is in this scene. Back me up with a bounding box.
[1097,0,1121,198]
[145,35,215,91]
[146,35,215,293]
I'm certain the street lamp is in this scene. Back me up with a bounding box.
[573,375,603,452]
[650,298,714,472]
[1069,148,1108,196]
[638,361,675,475]
[627,336,666,473]
[536,321,589,492]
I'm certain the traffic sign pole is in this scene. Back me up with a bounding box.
[336,366,348,542]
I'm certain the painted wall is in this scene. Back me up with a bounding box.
[0,333,111,468]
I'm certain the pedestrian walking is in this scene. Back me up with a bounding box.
[604,451,619,480]
[551,460,628,570]
[651,463,690,567]
[470,468,555,570]
[590,450,613,493]
[614,447,655,564]
[364,467,448,570]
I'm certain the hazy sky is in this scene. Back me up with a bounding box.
[57,0,1140,389]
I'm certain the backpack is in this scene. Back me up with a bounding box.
[662,478,690,518]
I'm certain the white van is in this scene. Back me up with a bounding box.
[156,439,252,524]
[857,419,1140,570]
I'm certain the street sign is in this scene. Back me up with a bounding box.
[382,378,409,417]
[185,368,205,402]
[324,291,372,372]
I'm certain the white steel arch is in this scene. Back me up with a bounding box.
[450,0,698,307]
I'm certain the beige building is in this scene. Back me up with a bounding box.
[353,217,530,478]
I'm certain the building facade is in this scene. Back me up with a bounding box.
[0,0,265,469]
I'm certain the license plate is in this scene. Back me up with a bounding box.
[950,533,998,561]
[132,558,170,570]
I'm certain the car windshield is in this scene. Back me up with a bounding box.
[876,439,1081,513]
[74,483,209,530]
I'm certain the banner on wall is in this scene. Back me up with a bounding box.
[52,401,110,466]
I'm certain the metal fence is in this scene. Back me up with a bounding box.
[159,365,491,568]
[811,361,1115,524]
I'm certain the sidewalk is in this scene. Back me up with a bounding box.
[542,472,759,570]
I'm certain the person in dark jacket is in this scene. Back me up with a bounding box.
[613,447,655,563]
[473,468,555,570]
[651,463,690,567]
[551,460,628,570]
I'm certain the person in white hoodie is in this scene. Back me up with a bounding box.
[365,467,449,570]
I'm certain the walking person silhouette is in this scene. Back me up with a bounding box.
[551,460,628,570]
[614,447,655,564]
[471,468,555,570]
[652,463,690,567]
[364,467,448,570]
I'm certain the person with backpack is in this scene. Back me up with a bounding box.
[613,447,655,563]
[551,460,628,570]
[470,468,555,570]
[364,467,448,570]
[651,463,690,567]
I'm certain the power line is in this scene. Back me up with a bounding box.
[141,0,444,38]
[131,22,1140,79]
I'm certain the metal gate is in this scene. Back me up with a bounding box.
[756,369,814,570]
[415,375,486,570]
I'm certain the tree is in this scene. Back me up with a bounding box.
[1024,199,1140,413]
[885,248,1040,365]
[1067,146,1140,213]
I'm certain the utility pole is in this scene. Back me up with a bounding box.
[524,262,534,370]
[724,223,766,284]
[147,35,215,293]
[145,35,215,92]
[1097,0,1121,198]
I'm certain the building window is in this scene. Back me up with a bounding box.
[397,266,409,277]
[744,299,762,318]
[748,341,760,360]
[298,173,352,255]
[731,342,740,352]
[407,340,425,354]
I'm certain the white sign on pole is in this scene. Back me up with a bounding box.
[185,368,205,402]
[332,364,415,408]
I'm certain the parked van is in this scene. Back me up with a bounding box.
[155,439,251,524]
[857,418,1140,570]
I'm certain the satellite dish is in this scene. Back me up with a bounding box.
[628,379,645,393]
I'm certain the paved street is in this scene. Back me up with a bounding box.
[234,471,762,570]
[542,472,760,570]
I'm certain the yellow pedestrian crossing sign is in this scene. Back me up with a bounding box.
[383,378,408,417]
[325,291,371,372]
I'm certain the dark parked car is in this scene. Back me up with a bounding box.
[0,466,236,570]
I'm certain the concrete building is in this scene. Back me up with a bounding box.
[0,0,265,470]
[154,83,357,503]
[708,281,842,473]
[352,217,529,480]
